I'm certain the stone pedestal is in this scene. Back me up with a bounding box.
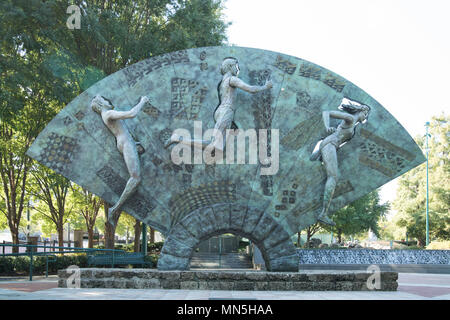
[58,268,398,291]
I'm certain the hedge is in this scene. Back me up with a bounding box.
[0,253,159,276]
[0,254,88,276]
[94,241,164,254]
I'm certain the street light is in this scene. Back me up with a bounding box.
[425,121,430,246]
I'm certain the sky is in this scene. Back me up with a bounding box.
[223,0,449,206]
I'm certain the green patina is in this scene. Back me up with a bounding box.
[27,46,425,271]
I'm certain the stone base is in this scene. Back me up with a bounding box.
[58,269,398,291]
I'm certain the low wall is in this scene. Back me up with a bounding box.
[297,249,450,265]
[58,269,398,291]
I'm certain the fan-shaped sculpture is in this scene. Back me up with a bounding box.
[27,46,425,271]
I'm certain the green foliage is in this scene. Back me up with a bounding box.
[426,241,450,250]
[94,240,164,254]
[393,114,449,246]
[31,209,58,236]
[148,241,164,253]
[144,253,159,267]
[1,0,229,120]
[324,190,390,241]
[69,185,102,247]
[238,239,250,251]
[115,213,137,237]
[0,254,88,275]
[0,200,7,229]
[0,257,15,274]
[27,164,74,244]
[1,0,229,245]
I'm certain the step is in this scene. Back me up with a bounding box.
[190,253,253,269]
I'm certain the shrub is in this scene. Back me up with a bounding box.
[144,254,159,267]
[0,257,14,274]
[426,241,450,250]
[14,256,31,274]
[0,254,89,276]
[402,245,423,250]
[147,241,164,253]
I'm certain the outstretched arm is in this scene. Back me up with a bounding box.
[229,77,272,93]
[105,96,149,120]
[322,110,353,133]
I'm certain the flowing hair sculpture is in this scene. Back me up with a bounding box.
[338,100,371,139]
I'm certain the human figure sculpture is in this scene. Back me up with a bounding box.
[310,98,370,226]
[165,57,273,153]
[91,95,148,226]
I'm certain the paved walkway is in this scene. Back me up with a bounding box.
[0,273,449,300]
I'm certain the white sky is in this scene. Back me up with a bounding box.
[224,0,448,206]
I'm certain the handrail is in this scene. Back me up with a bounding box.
[0,243,125,281]
[0,243,124,251]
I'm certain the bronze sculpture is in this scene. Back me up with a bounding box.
[310,98,370,226]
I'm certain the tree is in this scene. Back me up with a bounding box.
[0,104,55,251]
[71,185,102,248]
[393,114,449,246]
[103,202,117,249]
[0,1,82,252]
[298,223,322,247]
[28,164,73,248]
[149,226,156,244]
[1,0,229,249]
[119,213,138,247]
[133,219,142,253]
[0,198,7,230]
[323,190,390,243]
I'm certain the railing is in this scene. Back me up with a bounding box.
[0,240,106,255]
[0,243,125,281]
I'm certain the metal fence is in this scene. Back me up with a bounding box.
[0,243,124,281]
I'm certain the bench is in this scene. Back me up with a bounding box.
[87,252,152,268]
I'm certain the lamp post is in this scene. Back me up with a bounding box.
[425,121,430,246]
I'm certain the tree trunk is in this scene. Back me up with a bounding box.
[134,221,141,253]
[11,227,19,253]
[306,228,312,244]
[87,228,94,248]
[104,224,115,249]
[150,227,155,243]
[337,230,342,244]
[297,232,301,247]
[417,238,425,247]
[103,203,118,249]
[57,223,64,249]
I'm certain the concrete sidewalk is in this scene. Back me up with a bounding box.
[0,273,449,300]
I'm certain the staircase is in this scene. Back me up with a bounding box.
[190,252,253,269]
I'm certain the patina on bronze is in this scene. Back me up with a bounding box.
[27,46,425,271]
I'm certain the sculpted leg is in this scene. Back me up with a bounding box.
[164,112,230,154]
[210,111,232,152]
[108,144,141,226]
[318,144,338,226]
